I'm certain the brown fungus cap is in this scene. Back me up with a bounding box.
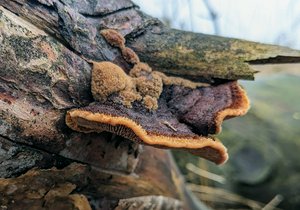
[66,81,249,164]
[68,29,250,164]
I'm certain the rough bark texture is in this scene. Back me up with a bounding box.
[1,0,300,209]
[0,4,196,210]
[2,0,300,82]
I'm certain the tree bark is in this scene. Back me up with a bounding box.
[0,3,203,210]
[2,0,300,82]
[1,0,300,210]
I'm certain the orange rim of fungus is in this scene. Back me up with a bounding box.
[214,83,250,134]
[66,110,228,164]
[66,83,249,165]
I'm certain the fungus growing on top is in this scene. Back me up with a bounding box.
[66,29,250,164]
[100,29,125,48]
[91,61,131,101]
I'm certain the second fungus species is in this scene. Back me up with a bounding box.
[100,29,125,48]
[129,62,153,77]
[142,95,158,110]
[135,73,163,99]
[121,47,140,64]
[91,61,130,101]
[66,29,250,164]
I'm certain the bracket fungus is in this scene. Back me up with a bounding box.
[66,29,250,164]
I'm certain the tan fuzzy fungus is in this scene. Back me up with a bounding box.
[121,47,140,64]
[154,71,210,89]
[119,90,142,108]
[100,29,125,48]
[135,74,163,98]
[91,61,131,101]
[129,62,153,77]
[98,29,209,109]
[143,95,158,110]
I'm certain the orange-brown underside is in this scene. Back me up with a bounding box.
[66,111,227,164]
[65,83,249,165]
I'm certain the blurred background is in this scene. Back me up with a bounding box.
[133,1,300,209]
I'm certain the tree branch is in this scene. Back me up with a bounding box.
[2,0,300,82]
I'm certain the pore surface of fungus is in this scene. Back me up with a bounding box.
[66,29,250,164]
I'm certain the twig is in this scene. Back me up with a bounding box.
[262,195,284,210]
[162,121,177,132]
[188,184,283,210]
[186,163,226,184]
